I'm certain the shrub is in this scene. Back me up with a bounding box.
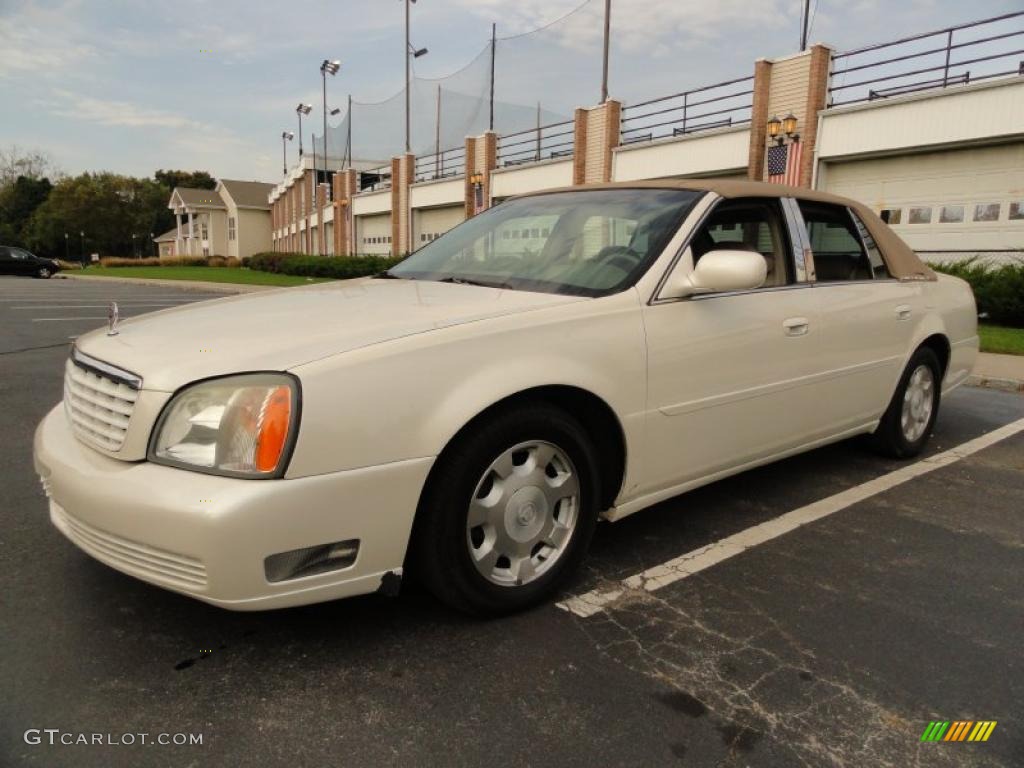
[932,257,1024,328]
[55,259,83,270]
[249,252,403,279]
[99,257,162,267]
[225,257,242,268]
[208,256,226,267]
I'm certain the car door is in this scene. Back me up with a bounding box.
[11,248,37,275]
[0,246,16,275]
[793,200,922,432]
[639,197,828,495]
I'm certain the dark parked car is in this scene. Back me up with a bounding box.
[0,246,60,278]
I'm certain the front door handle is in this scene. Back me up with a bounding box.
[895,304,912,321]
[783,317,809,337]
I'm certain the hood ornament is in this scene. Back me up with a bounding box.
[107,301,120,336]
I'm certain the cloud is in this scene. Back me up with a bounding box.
[0,2,97,78]
[48,89,203,129]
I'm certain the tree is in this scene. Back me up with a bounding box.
[25,173,173,259]
[154,169,216,191]
[0,146,61,191]
[0,175,53,246]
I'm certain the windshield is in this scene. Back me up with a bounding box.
[387,188,702,297]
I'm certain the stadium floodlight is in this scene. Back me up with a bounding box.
[281,131,294,175]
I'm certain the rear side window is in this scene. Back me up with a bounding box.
[797,201,873,282]
[850,212,891,279]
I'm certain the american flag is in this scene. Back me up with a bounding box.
[767,141,802,186]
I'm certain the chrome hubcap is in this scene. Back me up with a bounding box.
[466,440,580,587]
[901,364,934,443]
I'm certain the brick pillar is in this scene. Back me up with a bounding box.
[390,153,414,256]
[317,182,331,255]
[333,169,358,257]
[747,59,772,181]
[750,44,833,187]
[464,131,497,218]
[572,100,621,185]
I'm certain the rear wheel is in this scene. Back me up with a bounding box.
[869,347,941,459]
[410,403,600,616]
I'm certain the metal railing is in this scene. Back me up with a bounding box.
[496,119,575,167]
[619,75,753,145]
[829,11,1024,107]
[414,146,466,183]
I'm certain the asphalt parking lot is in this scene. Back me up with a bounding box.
[1,274,1021,767]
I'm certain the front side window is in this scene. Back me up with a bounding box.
[689,198,793,288]
[798,201,873,282]
[388,188,702,296]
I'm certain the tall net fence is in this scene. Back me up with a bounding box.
[312,0,623,170]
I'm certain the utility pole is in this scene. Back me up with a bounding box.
[601,0,611,102]
[405,0,411,153]
[800,0,811,50]
[435,83,442,178]
[345,94,352,169]
[489,23,496,131]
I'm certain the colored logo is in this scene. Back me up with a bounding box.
[921,721,997,742]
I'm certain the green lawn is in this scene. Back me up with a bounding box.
[979,324,1024,356]
[75,266,331,287]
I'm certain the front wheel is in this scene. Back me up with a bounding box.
[869,347,941,459]
[36,267,52,279]
[409,404,601,616]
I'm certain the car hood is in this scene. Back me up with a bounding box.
[74,278,584,392]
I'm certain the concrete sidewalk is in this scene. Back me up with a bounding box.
[969,352,1024,393]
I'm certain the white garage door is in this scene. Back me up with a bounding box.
[820,143,1024,254]
[357,213,392,256]
[414,205,465,250]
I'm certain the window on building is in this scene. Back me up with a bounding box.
[691,198,793,288]
[228,217,236,241]
[1009,201,1024,220]
[797,201,873,282]
[908,207,932,224]
[879,208,902,225]
[939,205,964,223]
[973,203,1001,222]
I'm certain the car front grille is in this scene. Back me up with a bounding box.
[51,501,208,590]
[63,351,141,452]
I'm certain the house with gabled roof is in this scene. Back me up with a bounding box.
[162,178,276,259]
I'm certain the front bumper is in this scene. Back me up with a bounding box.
[33,404,433,610]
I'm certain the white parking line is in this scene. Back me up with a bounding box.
[32,317,108,321]
[557,417,1024,618]
[12,303,191,309]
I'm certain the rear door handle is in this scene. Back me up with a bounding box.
[783,317,809,337]
[895,304,912,321]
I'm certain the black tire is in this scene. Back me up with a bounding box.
[409,403,601,616]
[36,267,52,279]
[869,346,942,459]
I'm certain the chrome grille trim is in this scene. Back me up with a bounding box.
[64,350,141,452]
[52,502,208,589]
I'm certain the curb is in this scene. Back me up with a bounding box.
[966,374,1024,394]
[57,273,278,294]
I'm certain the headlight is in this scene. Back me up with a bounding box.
[149,373,300,478]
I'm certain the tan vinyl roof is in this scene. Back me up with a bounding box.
[219,179,276,209]
[153,227,178,242]
[520,179,935,281]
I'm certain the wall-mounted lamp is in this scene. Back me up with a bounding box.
[767,114,782,142]
[469,172,484,186]
[767,113,799,145]
[782,113,799,140]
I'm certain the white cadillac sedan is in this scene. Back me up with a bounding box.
[34,181,978,615]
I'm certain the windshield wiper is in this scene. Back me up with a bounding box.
[437,276,512,289]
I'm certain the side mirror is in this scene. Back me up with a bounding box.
[660,248,767,299]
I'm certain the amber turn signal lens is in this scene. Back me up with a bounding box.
[256,386,292,473]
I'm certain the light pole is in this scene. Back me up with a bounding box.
[150,232,154,258]
[295,103,312,156]
[320,60,340,187]
[404,0,428,153]
[79,231,85,266]
[63,232,69,262]
[281,131,294,176]
[132,233,137,259]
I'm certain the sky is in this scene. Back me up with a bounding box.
[0,0,1018,183]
